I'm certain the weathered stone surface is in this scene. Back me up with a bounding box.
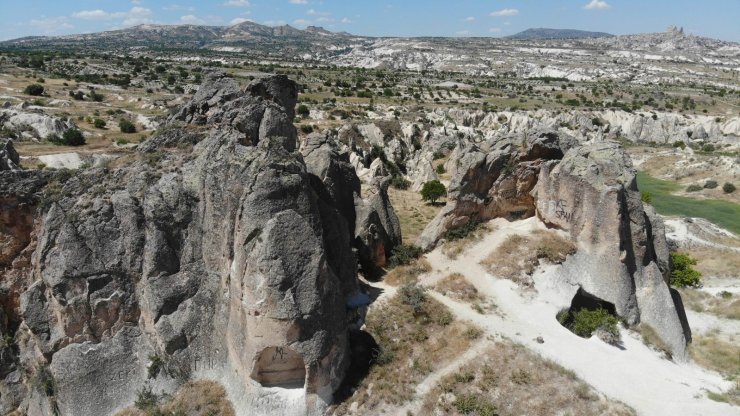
[0,75,360,416]
[355,177,403,273]
[533,141,690,360]
[0,109,76,140]
[0,139,20,171]
[417,129,568,250]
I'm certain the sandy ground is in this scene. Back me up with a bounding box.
[370,217,739,416]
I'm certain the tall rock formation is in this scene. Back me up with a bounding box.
[0,74,365,416]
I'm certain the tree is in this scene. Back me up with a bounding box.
[296,104,310,118]
[24,84,44,96]
[420,180,447,205]
[61,129,86,146]
[670,252,701,288]
[119,119,136,133]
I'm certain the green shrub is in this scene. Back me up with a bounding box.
[704,180,718,189]
[93,118,106,129]
[296,104,310,117]
[686,184,702,192]
[24,84,44,96]
[420,180,447,204]
[119,119,136,133]
[400,283,427,315]
[641,191,652,204]
[571,308,619,338]
[299,124,313,134]
[670,252,701,288]
[61,129,85,146]
[389,244,423,267]
[443,217,481,241]
[723,182,736,194]
[435,164,446,175]
[390,175,411,190]
[673,141,686,149]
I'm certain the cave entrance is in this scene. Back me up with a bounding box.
[251,346,306,388]
[568,287,616,316]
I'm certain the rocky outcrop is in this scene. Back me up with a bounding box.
[533,141,690,360]
[0,109,76,140]
[417,130,572,250]
[0,139,20,171]
[355,177,403,274]
[172,72,298,150]
[0,75,364,416]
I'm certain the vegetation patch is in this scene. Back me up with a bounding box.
[636,172,740,234]
[421,342,635,416]
[669,252,702,288]
[384,257,431,286]
[334,286,475,413]
[115,380,235,416]
[434,273,483,302]
[480,231,576,286]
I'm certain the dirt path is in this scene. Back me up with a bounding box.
[372,217,738,416]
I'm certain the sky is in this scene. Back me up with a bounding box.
[0,0,738,42]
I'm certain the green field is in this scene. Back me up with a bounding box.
[637,172,740,235]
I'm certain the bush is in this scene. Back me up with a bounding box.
[723,182,736,194]
[444,217,481,242]
[90,92,104,102]
[641,191,652,204]
[704,180,718,189]
[673,141,686,149]
[93,118,106,129]
[134,385,159,410]
[299,124,313,134]
[399,283,426,315]
[389,244,423,267]
[390,175,411,190]
[686,184,702,192]
[24,84,44,96]
[563,308,619,339]
[452,394,497,416]
[296,104,310,118]
[435,164,446,174]
[420,180,447,204]
[59,129,85,146]
[670,252,701,288]
[119,119,136,133]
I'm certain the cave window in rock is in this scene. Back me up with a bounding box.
[251,346,306,388]
[556,287,621,345]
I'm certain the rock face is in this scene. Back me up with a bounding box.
[417,130,572,250]
[0,139,20,171]
[0,109,76,140]
[533,141,690,360]
[355,177,403,274]
[0,75,364,416]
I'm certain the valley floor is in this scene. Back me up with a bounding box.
[368,217,739,416]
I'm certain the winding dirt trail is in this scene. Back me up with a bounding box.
[372,217,738,416]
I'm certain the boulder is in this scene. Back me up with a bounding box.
[533,141,690,360]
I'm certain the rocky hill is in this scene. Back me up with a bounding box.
[508,28,614,40]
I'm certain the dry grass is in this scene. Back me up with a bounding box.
[632,323,673,359]
[114,380,235,416]
[384,258,431,286]
[679,288,740,320]
[334,289,476,414]
[687,246,740,280]
[434,273,483,302]
[690,331,740,378]
[441,223,493,259]
[480,231,576,286]
[388,187,443,245]
[420,342,635,416]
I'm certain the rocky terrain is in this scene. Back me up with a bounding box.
[0,21,738,416]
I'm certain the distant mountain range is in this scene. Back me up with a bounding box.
[508,28,614,40]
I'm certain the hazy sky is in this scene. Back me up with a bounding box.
[1,0,738,42]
